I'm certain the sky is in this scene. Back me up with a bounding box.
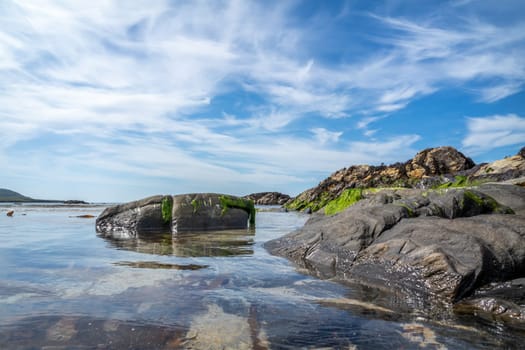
[1,0,524,202]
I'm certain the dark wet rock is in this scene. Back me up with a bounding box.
[265,186,525,305]
[96,195,168,238]
[244,192,291,205]
[171,193,252,232]
[455,278,525,327]
[96,193,255,239]
[476,183,525,214]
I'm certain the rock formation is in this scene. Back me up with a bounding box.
[244,192,291,205]
[266,184,525,309]
[286,146,475,212]
[285,146,525,213]
[96,193,255,239]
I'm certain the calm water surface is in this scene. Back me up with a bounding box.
[0,203,523,349]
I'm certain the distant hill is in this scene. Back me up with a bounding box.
[0,188,35,202]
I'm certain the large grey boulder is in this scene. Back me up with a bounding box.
[96,195,169,239]
[96,193,255,239]
[265,185,525,304]
[171,193,253,232]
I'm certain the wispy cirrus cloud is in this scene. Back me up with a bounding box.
[0,0,524,200]
[462,114,525,154]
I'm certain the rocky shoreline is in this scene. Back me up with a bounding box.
[265,146,525,326]
[286,146,525,213]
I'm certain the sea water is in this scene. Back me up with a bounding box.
[0,203,522,349]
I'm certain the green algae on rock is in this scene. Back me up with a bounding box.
[219,195,256,227]
[96,193,254,238]
[161,196,173,224]
[324,188,363,216]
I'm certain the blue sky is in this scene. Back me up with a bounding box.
[1,0,524,202]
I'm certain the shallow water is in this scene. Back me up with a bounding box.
[0,203,523,349]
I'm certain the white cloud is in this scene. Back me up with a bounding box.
[463,114,525,153]
[356,15,525,105]
[363,129,378,137]
[477,82,523,103]
[0,1,524,200]
[310,128,343,145]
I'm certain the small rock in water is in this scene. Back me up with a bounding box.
[6,210,14,217]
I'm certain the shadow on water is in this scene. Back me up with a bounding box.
[100,229,255,257]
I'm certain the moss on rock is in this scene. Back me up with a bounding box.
[219,195,256,227]
[464,190,515,215]
[285,191,332,212]
[161,196,173,224]
[324,188,363,216]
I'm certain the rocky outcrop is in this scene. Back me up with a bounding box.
[244,192,291,205]
[96,193,255,239]
[405,146,475,179]
[286,146,476,212]
[286,146,525,213]
[265,184,525,306]
[470,151,525,184]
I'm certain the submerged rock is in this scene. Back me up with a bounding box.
[265,184,525,305]
[184,304,269,350]
[96,193,255,238]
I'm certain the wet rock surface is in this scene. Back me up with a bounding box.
[266,184,525,313]
[455,278,525,328]
[96,193,255,238]
[96,195,169,238]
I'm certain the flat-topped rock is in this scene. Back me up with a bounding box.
[96,193,255,239]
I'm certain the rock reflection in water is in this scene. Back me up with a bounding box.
[101,229,255,257]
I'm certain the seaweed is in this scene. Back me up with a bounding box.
[161,196,173,224]
[324,188,363,216]
[219,195,256,226]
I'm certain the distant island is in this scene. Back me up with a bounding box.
[0,188,88,204]
[0,188,36,202]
